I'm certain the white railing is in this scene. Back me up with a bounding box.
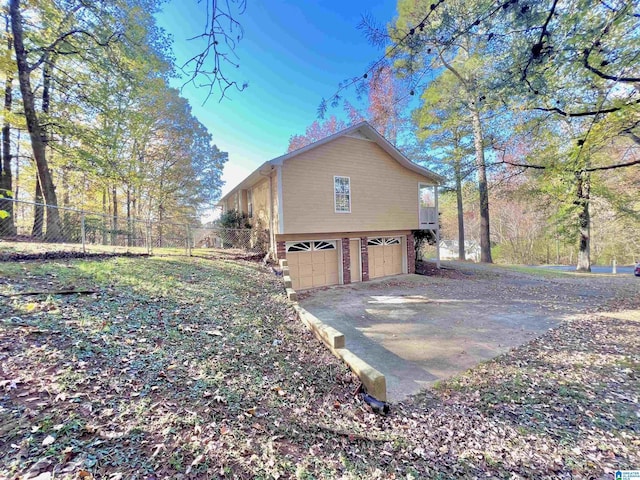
[420,207,438,227]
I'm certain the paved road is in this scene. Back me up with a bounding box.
[534,264,635,275]
[300,264,640,403]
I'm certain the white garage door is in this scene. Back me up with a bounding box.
[286,241,339,290]
[368,237,403,279]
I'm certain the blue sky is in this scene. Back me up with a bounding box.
[156,0,398,196]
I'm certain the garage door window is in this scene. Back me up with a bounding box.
[368,237,400,246]
[287,241,336,252]
[287,242,311,252]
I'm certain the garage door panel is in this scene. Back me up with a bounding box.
[298,275,314,290]
[312,263,326,275]
[285,241,340,290]
[368,238,403,279]
[298,254,312,265]
[326,261,338,274]
[298,263,313,276]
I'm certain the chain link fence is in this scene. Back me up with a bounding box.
[0,198,266,256]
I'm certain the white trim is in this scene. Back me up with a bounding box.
[268,173,275,258]
[417,182,422,228]
[418,182,438,228]
[285,240,338,251]
[338,239,344,285]
[402,235,408,274]
[276,166,284,234]
[367,236,401,246]
[345,132,374,141]
[333,176,351,214]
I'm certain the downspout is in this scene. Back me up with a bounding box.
[269,171,275,258]
[260,168,275,259]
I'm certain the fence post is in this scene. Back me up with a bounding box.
[186,224,192,256]
[81,213,86,254]
[612,258,617,275]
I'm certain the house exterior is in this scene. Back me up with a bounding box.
[217,122,443,290]
[439,240,481,262]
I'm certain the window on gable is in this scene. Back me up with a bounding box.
[334,176,351,213]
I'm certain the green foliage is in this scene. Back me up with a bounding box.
[412,228,437,262]
[218,210,250,229]
[4,0,228,227]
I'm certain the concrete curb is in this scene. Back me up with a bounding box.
[279,259,387,402]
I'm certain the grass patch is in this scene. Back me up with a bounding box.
[1,252,638,479]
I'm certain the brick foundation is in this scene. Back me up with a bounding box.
[341,238,351,284]
[407,233,416,274]
[276,241,286,260]
[360,237,369,281]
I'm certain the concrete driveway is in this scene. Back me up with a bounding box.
[299,264,635,402]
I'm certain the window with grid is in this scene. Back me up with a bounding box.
[334,176,351,213]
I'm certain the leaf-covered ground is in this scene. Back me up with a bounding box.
[1,255,638,479]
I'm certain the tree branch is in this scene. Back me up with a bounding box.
[499,159,547,169]
[585,158,640,172]
[533,98,640,117]
[520,0,559,83]
[583,49,640,83]
[29,30,121,72]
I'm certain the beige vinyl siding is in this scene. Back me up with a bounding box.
[281,136,434,234]
[251,178,270,230]
[272,171,280,234]
[240,190,248,214]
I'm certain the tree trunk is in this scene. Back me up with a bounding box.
[126,186,132,246]
[61,166,70,236]
[10,0,62,241]
[158,204,164,248]
[470,106,492,263]
[32,177,43,237]
[0,14,16,237]
[111,185,117,245]
[454,162,465,261]
[576,172,591,272]
[102,187,107,244]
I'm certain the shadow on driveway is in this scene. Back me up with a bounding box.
[299,266,629,402]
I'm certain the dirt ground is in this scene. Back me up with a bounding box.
[299,261,640,402]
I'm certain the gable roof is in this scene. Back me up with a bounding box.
[218,121,444,205]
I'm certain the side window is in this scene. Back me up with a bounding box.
[334,176,351,213]
[247,189,253,218]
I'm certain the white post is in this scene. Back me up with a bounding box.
[612,258,617,275]
[435,185,440,269]
[435,227,441,269]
